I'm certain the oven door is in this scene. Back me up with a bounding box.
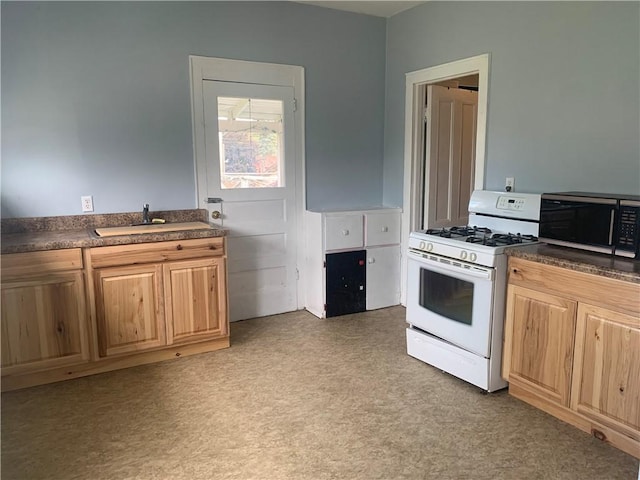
[406,250,495,357]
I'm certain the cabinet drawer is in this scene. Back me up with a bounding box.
[325,215,363,251]
[508,257,640,315]
[365,212,400,246]
[2,249,83,278]
[89,237,225,268]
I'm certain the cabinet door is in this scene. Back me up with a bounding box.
[325,250,366,317]
[571,303,640,440]
[366,245,400,310]
[1,272,89,374]
[164,258,228,344]
[94,264,166,357]
[504,285,577,406]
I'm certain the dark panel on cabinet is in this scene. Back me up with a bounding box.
[325,250,366,317]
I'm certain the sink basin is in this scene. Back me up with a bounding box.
[94,221,213,237]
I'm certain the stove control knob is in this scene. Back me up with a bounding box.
[419,241,426,250]
[426,243,434,252]
[460,251,468,260]
[470,253,477,262]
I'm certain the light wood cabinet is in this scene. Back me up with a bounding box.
[94,264,166,356]
[503,256,640,458]
[503,285,576,406]
[164,257,228,344]
[88,238,228,358]
[571,303,640,441]
[1,249,89,375]
[1,237,229,391]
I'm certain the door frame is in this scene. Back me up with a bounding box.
[401,54,489,304]
[189,55,306,311]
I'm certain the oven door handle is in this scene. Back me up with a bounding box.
[408,251,494,280]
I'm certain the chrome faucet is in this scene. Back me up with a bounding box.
[142,203,150,224]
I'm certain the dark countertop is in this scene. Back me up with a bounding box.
[1,209,227,254]
[506,243,640,284]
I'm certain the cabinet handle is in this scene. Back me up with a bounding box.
[381,226,388,232]
[342,229,349,236]
[176,244,183,251]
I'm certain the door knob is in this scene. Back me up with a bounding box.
[211,210,221,219]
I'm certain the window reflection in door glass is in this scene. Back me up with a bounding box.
[217,96,284,189]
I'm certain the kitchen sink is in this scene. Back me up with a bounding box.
[94,221,213,237]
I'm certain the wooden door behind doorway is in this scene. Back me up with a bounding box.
[424,85,478,229]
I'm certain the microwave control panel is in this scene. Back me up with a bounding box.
[616,205,639,249]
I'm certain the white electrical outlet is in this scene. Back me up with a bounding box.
[505,177,515,192]
[81,195,94,212]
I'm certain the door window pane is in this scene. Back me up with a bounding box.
[217,97,283,189]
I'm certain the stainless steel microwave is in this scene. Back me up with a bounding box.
[539,192,640,259]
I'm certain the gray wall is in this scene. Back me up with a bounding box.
[383,1,640,207]
[1,1,386,218]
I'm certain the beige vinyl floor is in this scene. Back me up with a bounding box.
[2,306,638,479]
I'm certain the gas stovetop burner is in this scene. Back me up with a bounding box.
[492,233,538,244]
[465,236,487,244]
[452,226,493,236]
[464,232,539,246]
[424,228,464,238]
[420,227,538,247]
[426,226,493,238]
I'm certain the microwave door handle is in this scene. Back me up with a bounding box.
[609,209,615,245]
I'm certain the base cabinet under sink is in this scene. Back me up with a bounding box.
[89,238,229,358]
[1,237,229,391]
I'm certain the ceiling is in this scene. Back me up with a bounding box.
[293,1,427,18]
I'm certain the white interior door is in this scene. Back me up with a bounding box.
[202,80,297,321]
[425,85,478,229]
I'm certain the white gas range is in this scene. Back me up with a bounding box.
[405,190,541,392]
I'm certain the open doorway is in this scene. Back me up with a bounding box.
[422,74,479,229]
[400,54,489,304]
